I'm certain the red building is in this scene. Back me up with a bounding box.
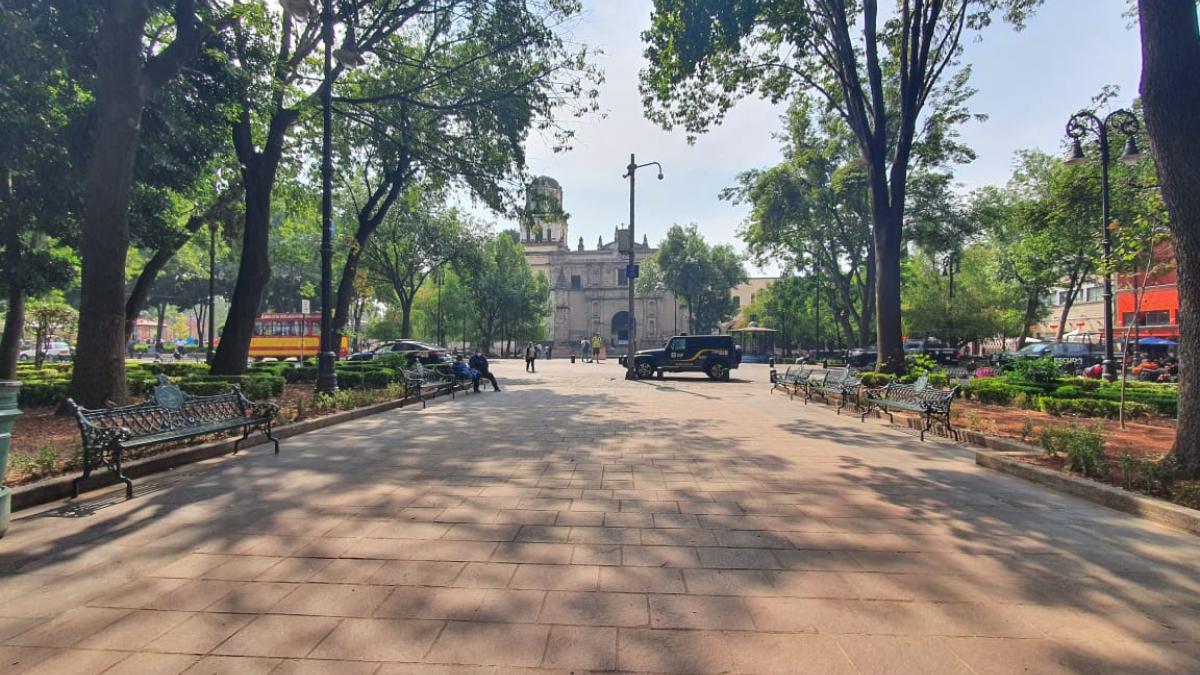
[1116,242,1179,340]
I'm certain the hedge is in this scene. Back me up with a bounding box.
[961,379,1045,406]
[1035,396,1154,419]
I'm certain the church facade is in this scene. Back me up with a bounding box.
[519,176,689,355]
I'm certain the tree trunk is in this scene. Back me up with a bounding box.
[0,169,24,380]
[210,167,274,375]
[873,211,904,373]
[400,296,414,339]
[154,301,168,347]
[1017,291,1039,350]
[1139,0,1200,477]
[68,0,150,407]
[1055,292,1077,342]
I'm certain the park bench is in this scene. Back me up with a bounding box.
[807,368,864,414]
[66,375,279,499]
[860,374,959,441]
[943,366,974,382]
[777,367,815,399]
[771,366,802,394]
[402,366,460,407]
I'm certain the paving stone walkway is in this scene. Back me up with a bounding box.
[1,359,1198,674]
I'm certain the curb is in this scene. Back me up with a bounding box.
[11,388,467,512]
[975,449,1200,536]
[838,404,1199,536]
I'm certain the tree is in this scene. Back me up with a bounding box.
[212,0,598,375]
[727,102,876,347]
[641,0,1041,371]
[362,191,474,339]
[69,0,227,406]
[26,296,78,368]
[460,234,548,352]
[1137,1,1200,477]
[643,225,747,334]
[902,246,1021,348]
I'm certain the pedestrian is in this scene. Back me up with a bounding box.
[591,334,602,363]
[469,349,501,392]
[525,341,536,372]
[547,343,552,360]
[581,338,590,363]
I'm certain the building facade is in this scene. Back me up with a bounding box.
[1117,242,1179,341]
[519,177,689,355]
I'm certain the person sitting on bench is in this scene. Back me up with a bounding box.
[468,349,501,392]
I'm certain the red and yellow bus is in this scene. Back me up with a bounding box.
[249,313,349,360]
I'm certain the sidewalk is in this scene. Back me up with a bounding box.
[1,360,1197,673]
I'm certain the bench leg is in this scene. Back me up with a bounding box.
[112,448,133,499]
[234,425,251,453]
[264,422,280,454]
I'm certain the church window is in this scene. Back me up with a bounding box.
[571,275,582,289]
[616,268,627,286]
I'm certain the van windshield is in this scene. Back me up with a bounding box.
[1017,343,1049,356]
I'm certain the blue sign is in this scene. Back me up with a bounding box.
[626,263,640,279]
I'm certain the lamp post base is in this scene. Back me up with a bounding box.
[316,351,339,395]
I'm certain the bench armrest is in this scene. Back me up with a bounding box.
[246,401,279,420]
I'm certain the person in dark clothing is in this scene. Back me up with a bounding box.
[468,349,501,392]
[525,342,536,372]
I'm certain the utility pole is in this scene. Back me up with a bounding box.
[622,154,662,379]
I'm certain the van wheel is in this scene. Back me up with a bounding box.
[636,361,655,379]
[706,362,728,380]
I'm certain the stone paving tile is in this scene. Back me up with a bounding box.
[271,583,385,617]
[649,594,755,630]
[509,564,599,591]
[724,632,859,674]
[211,614,341,658]
[145,612,255,654]
[307,618,442,662]
[103,652,200,675]
[181,655,282,674]
[425,621,550,667]
[369,560,466,586]
[598,567,686,594]
[617,628,734,673]
[17,648,129,675]
[540,591,649,627]
[4,606,130,648]
[542,625,617,671]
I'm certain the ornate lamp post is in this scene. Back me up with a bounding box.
[1064,109,1143,380]
[622,154,663,380]
[284,0,362,394]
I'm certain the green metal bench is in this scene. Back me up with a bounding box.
[778,366,815,399]
[67,375,278,499]
[860,374,959,440]
[808,368,864,414]
[402,366,458,408]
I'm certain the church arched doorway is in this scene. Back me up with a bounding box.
[611,311,630,346]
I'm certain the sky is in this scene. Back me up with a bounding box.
[500,0,1144,276]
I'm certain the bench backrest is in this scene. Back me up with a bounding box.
[69,376,245,443]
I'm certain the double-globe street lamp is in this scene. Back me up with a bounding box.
[622,155,663,380]
[1064,109,1143,380]
[283,0,363,394]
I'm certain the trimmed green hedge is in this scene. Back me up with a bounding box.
[1036,396,1154,419]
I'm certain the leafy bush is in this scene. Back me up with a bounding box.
[1036,396,1152,419]
[17,381,69,407]
[337,371,364,388]
[1005,357,1061,387]
[1052,384,1083,399]
[1039,424,1106,477]
[1091,384,1177,417]
[859,372,893,388]
[178,381,232,397]
[283,366,318,383]
[141,362,210,378]
[962,379,1043,405]
[361,369,394,389]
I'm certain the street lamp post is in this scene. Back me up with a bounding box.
[1065,109,1143,381]
[207,220,217,363]
[315,0,339,395]
[622,154,663,380]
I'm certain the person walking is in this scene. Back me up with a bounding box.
[525,342,537,372]
[581,338,590,363]
[469,349,501,392]
[591,334,602,363]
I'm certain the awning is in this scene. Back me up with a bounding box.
[1138,337,1177,346]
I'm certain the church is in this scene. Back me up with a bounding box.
[519,176,689,355]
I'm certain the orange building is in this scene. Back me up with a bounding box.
[1116,243,1178,340]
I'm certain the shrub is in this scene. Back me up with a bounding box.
[178,381,232,397]
[1040,424,1106,478]
[1051,384,1083,399]
[242,375,285,399]
[962,379,1043,406]
[859,372,893,388]
[337,371,364,388]
[143,362,210,378]
[1005,357,1061,388]
[1036,396,1152,419]
[17,381,69,407]
[361,369,394,389]
[283,366,318,383]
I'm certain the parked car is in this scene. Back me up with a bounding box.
[846,348,878,369]
[1004,341,1103,370]
[19,341,72,361]
[348,340,447,365]
[632,334,742,380]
